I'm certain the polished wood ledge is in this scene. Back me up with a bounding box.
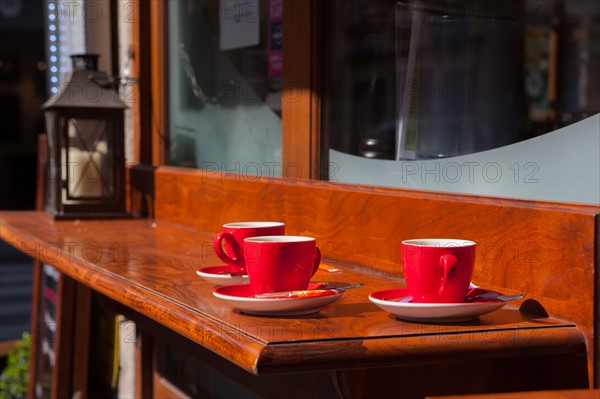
[0,211,589,381]
[151,166,599,385]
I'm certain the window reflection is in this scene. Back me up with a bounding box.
[324,0,600,161]
[168,0,282,172]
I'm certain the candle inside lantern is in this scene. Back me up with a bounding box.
[62,147,103,197]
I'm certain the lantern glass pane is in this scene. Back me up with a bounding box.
[64,118,113,199]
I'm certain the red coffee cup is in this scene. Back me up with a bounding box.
[243,236,321,295]
[213,222,285,270]
[402,239,476,303]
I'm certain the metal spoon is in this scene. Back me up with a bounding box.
[466,293,525,302]
[218,270,247,277]
[315,283,364,292]
[255,283,364,299]
[392,292,525,303]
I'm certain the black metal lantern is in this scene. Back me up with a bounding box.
[42,54,128,219]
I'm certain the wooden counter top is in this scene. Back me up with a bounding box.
[0,211,588,375]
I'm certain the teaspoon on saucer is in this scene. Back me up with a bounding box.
[254,283,364,299]
[392,292,525,303]
[218,270,247,276]
[465,293,525,302]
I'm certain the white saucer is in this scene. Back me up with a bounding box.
[213,284,343,316]
[196,266,249,285]
[369,288,507,323]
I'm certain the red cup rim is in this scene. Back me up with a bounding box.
[244,235,315,243]
[223,222,285,228]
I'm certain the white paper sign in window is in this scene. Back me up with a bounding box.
[219,0,260,50]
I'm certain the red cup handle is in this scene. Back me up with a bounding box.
[213,232,242,266]
[439,254,457,293]
[311,247,321,277]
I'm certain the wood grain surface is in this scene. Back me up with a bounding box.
[152,166,599,384]
[0,211,589,380]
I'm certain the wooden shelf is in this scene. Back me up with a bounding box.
[0,211,588,377]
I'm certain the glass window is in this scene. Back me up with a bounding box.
[323,0,600,204]
[167,0,283,174]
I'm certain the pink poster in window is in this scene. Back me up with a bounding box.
[268,0,282,77]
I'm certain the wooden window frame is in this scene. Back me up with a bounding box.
[144,0,320,178]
